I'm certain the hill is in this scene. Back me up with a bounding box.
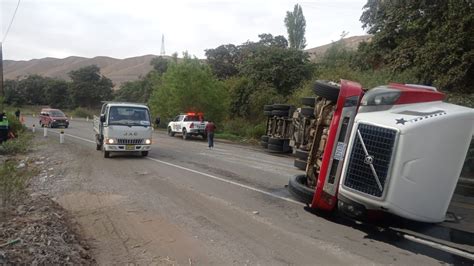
[3,35,371,87]
[4,54,160,88]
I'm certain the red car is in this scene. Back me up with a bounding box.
[39,108,69,128]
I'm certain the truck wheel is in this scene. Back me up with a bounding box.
[295,149,309,160]
[272,104,292,110]
[271,110,289,117]
[288,174,315,204]
[141,151,148,156]
[104,150,110,158]
[313,80,340,102]
[300,97,316,107]
[263,105,273,111]
[182,129,188,140]
[300,107,315,118]
[268,137,284,146]
[168,127,175,137]
[293,158,307,170]
[268,144,284,152]
[264,110,273,116]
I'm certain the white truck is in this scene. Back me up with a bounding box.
[93,102,153,158]
[167,112,208,140]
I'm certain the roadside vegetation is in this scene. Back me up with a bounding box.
[3,1,472,140]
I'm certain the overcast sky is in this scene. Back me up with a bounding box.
[1,0,368,61]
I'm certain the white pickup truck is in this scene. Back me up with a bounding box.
[93,102,153,158]
[167,113,208,140]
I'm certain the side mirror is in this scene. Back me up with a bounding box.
[100,114,106,123]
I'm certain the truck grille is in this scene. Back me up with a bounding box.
[343,124,397,197]
[117,139,144,145]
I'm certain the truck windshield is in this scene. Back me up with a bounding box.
[108,106,150,126]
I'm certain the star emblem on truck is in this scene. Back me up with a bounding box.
[395,118,407,125]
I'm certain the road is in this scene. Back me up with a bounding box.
[26,117,474,264]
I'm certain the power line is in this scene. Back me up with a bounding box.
[2,0,21,43]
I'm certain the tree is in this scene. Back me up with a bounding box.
[285,4,307,50]
[148,56,228,123]
[359,0,474,92]
[114,71,159,103]
[238,44,313,96]
[150,56,169,75]
[205,44,240,79]
[44,79,70,109]
[69,65,113,108]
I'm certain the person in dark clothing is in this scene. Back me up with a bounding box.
[155,117,160,128]
[205,120,216,149]
[15,109,20,119]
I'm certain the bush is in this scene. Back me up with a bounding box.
[0,160,31,210]
[5,113,26,136]
[0,132,33,155]
[220,118,265,140]
[71,107,96,118]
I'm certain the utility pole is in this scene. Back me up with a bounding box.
[0,42,4,111]
[0,42,3,96]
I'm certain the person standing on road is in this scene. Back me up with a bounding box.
[15,109,20,120]
[205,120,216,149]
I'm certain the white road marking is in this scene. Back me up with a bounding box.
[45,128,304,206]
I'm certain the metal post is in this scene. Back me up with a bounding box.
[0,42,4,111]
[43,127,47,137]
[59,129,64,144]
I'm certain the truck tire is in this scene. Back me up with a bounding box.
[141,151,149,156]
[182,129,188,140]
[288,174,315,204]
[261,141,268,148]
[264,110,273,116]
[168,127,175,137]
[300,107,315,118]
[104,150,110,158]
[272,104,292,110]
[295,149,309,160]
[313,80,340,102]
[300,97,316,107]
[268,137,284,146]
[263,105,273,111]
[294,158,307,170]
[268,143,284,152]
[271,110,289,117]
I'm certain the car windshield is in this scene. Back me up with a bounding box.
[50,110,65,117]
[108,106,150,126]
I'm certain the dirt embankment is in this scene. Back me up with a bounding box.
[0,141,94,264]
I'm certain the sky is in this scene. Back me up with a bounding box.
[1,0,368,61]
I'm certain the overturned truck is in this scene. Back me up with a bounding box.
[268,80,473,223]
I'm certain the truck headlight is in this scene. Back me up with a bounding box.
[145,139,151,145]
[106,138,115,144]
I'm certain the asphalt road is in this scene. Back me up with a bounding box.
[25,117,474,264]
